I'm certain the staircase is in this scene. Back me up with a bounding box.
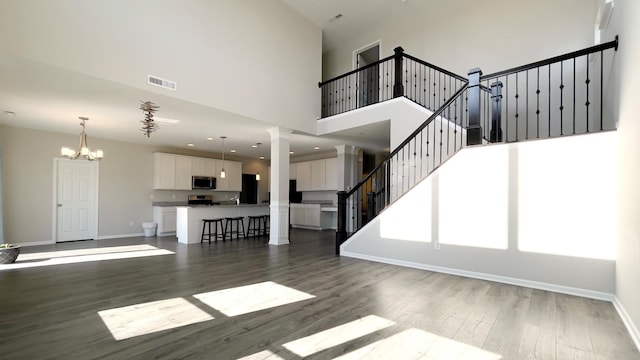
[319,37,619,255]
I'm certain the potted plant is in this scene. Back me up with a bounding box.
[0,243,20,264]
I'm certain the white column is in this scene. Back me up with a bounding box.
[335,145,359,191]
[268,127,292,245]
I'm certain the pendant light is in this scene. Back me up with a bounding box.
[61,117,104,161]
[220,136,226,179]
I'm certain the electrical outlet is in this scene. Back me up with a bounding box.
[149,194,154,200]
[129,221,134,226]
[171,194,176,199]
[434,241,440,250]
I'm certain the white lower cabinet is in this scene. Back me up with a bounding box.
[153,206,177,235]
[290,204,333,230]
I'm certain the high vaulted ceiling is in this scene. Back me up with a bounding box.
[0,1,392,160]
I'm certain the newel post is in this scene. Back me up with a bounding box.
[336,191,347,255]
[393,47,405,98]
[490,81,503,142]
[467,68,483,145]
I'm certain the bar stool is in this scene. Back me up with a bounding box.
[224,216,245,241]
[245,215,264,238]
[201,218,225,243]
[262,215,270,236]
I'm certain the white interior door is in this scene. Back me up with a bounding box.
[56,159,98,242]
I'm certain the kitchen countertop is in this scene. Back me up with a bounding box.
[177,204,269,208]
[152,202,188,207]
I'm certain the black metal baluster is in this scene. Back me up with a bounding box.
[573,58,576,135]
[515,73,520,141]
[536,67,540,138]
[600,50,604,130]
[439,115,443,165]
[526,70,529,139]
[585,54,590,132]
[505,76,509,142]
[560,61,564,135]
[548,64,551,137]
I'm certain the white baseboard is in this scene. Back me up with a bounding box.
[96,233,145,240]
[613,296,640,352]
[341,251,615,302]
[11,240,54,247]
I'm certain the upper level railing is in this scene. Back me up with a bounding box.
[319,47,466,118]
[335,37,619,254]
[475,36,619,143]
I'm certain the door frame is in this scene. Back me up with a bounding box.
[352,40,382,70]
[51,158,100,243]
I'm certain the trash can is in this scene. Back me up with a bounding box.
[142,222,157,237]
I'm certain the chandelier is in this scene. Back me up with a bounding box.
[61,117,104,161]
[140,100,159,137]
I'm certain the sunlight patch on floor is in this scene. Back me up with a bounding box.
[17,244,162,261]
[333,328,502,360]
[282,315,396,357]
[98,297,213,341]
[193,281,315,316]
[0,248,174,270]
[236,350,285,360]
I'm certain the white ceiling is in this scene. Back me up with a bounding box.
[0,1,393,160]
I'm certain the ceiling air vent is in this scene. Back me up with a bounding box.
[147,75,177,91]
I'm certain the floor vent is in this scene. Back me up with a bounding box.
[148,75,177,91]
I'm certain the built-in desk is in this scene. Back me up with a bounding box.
[176,204,269,244]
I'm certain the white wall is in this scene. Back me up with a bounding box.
[342,132,617,296]
[0,0,321,133]
[0,124,268,244]
[322,0,596,81]
[601,0,640,348]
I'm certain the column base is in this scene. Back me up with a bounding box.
[269,202,290,245]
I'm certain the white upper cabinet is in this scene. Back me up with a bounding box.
[154,153,241,191]
[153,153,176,190]
[296,161,311,191]
[310,159,326,191]
[324,157,338,190]
[174,155,193,190]
[292,158,338,192]
[192,157,216,177]
[215,160,242,192]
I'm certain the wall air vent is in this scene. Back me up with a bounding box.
[147,75,177,91]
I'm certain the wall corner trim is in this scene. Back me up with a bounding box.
[613,296,640,352]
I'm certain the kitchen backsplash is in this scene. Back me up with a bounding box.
[302,191,337,204]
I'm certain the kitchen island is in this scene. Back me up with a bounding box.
[176,204,270,244]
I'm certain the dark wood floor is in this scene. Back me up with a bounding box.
[0,229,637,359]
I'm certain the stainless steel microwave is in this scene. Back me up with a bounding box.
[192,176,216,190]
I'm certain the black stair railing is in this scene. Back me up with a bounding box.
[336,84,469,254]
[334,37,619,255]
[319,47,467,118]
[478,36,619,143]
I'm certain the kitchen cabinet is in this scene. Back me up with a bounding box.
[310,160,326,190]
[153,206,177,235]
[324,157,338,190]
[215,160,242,191]
[174,155,192,190]
[153,153,176,190]
[290,204,323,229]
[191,157,216,177]
[154,152,242,191]
[296,162,311,191]
[290,163,297,180]
[293,158,338,192]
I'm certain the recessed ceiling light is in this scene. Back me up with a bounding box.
[206,137,213,141]
[230,149,237,153]
[259,156,265,160]
[154,117,180,124]
[251,144,258,148]
[187,143,195,147]
[289,151,294,155]
[3,110,16,117]
[314,146,320,150]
